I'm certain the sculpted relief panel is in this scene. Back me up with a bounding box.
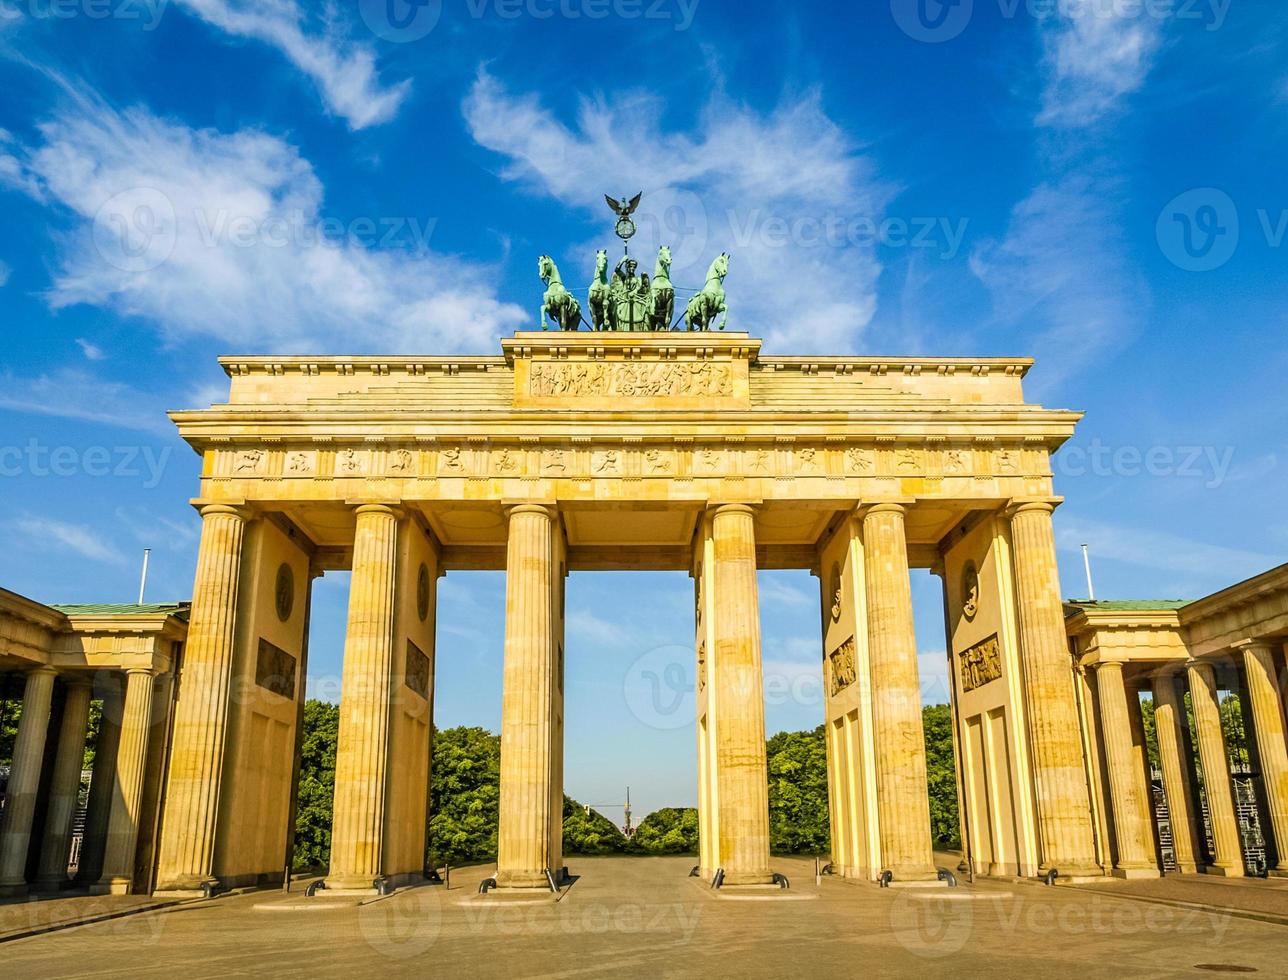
[528,361,734,399]
[212,441,1048,489]
[959,634,1003,693]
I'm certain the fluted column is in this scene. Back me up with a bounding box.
[1240,643,1288,874]
[709,504,773,885]
[95,669,156,894]
[327,504,400,891]
[496,505,559,888]
[1187,661,1243,876]
[0,666,58,893]
[1094,663,1157,876]
[862,504,937,881]
[155,504,248,892]
[1008,501,1100,876]
[1152,671,1204,874]
[34,680,93,889]
[76,682,122,886]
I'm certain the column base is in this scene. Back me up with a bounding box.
[1201,864,1245,878]
[153,873,221,897]
[90,876,136,896]
[1112,866,1162,880]
[719,869,776,887]
[1043,863,1105,880]
[0,881,30,898]
[30,876,72,894]
[1267,868,1288,879]
[494,869,556,890]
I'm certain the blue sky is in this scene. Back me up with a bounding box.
[1,0,1285,820]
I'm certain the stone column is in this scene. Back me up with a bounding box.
[1007,501,1101,877]
[327,505,400,891]
[1152,670,1204,874]
[155,504,248,892]
[34,680,93,889]
[1187,661,1244,877]
[0,666,58,894]
[1240,643,1288,874]
[1094,663,1157,876]
[96,669,157,894]
[862,504,937,881]
[709,504,773,886]
[496,505,559,888]
[76,682,122,886]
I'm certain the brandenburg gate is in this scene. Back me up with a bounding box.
[149,329,1102,894]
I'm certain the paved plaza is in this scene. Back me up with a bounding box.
[3,855,1287,978]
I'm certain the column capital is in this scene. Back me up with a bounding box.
[353,503,405,520]
[1235,639,1276,656]
[504,502,557,521]
[1005,498,1063,519]
[197,502,252,521]
[708,502,758,518]
[123,666,159,678]
[1094,659,1126,674]
[27,665,59,679]
[65,675,93,690]
[858,501,909,520]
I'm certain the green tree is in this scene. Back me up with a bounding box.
[426,726,501,866]
[923,704,961,848]
[562,797,629,855]
[630,807,699,855]
[766,725,830,854]
[292,700,339,872]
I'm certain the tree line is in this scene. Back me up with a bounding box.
[290,701,963,871]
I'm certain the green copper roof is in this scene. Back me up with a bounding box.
[50,602,190,620]
[1064,599,1193,613]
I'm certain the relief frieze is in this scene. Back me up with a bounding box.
[528,361,734,399]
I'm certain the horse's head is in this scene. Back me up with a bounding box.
[656,245,672,274]
[538,254,551,279]
[595,249,608,276]
[709,251,730,281]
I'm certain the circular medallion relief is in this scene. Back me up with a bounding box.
[417,562,431,622]
[829,562,843,623]
[275,563,295,622]
[961,561,980,622]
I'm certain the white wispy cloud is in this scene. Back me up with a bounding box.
[0,259,9,287]
[75,337,106,360]
[172,0,409,129]
[970,172,1147,388]
[11,516,126,566]
[1056,517,1278,583]
[0,368,174,434]
[1,93,525,353]
[972,9,1166,389]
[462,69,892,352]
[1037,7,1165,129]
